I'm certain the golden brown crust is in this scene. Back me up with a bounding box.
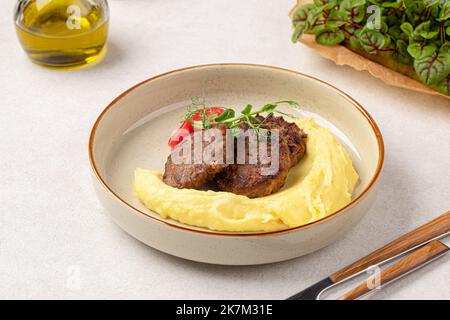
[163,116,307,198]
[215,138,291,198]
[262,115,307,168]
[163,124,230,189]
[215,116,307,198]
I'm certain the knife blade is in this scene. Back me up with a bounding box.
[337,239,449,300]
[286,277,333,300]
[286,211,450,300]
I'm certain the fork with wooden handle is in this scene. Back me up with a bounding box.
[287,211,450,300]
[337,240,449,300]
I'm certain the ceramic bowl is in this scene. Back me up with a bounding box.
[89,64,384,265]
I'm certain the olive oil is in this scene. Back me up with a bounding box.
[14,0,109,69]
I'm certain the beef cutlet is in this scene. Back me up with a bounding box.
[163,115,307,198]
[215,115,307,198]
[215,130,291,198]
[260,115,307,168]
[163,124,231,189]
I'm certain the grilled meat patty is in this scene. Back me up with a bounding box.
[163,124,231,189]
[163,115,307,198]
[215,115,307,198]
[215,133,291,198]
[260,115,307,168]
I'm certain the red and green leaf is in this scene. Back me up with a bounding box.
[316,29,345,45]
[414,52,448,85]
[407,41,437,59]
[435,74,450,95]
[358,29,391,54]
[292,4,315,42]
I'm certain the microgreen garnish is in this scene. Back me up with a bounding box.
[182,98,299,136]
[291,0,450,95]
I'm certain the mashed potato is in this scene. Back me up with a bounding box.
[134,118,359,232]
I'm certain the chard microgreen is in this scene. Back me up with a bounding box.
[414,21,439,40]
[440,2,450,21]
[358,28,391,53]
[340,0,366,23]
[414,52,448,85]
[292,4,315,42]
[382,0,402,8]
[436,74,450,94]
[317,29,346,45]
[407,41,437,59]
[291,0,450,95]
[326,10,349,28]
[400,22,414,37]
[392,40,413,64]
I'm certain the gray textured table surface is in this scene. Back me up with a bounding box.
[1,0,449,299]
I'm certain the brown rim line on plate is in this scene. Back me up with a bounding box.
[89,63,385,237]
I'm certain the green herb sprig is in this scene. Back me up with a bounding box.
[183,98,299,136]
[291,0,450,95]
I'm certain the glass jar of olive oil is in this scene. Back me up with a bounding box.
[14,0,109,69]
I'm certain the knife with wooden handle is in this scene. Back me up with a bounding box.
[287,211,450,300]
[337,240,449,300]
